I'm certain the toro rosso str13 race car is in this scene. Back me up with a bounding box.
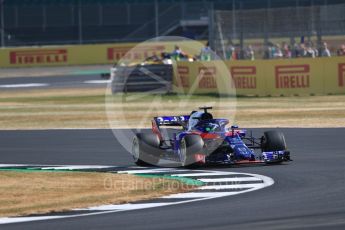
[132,107,291,167]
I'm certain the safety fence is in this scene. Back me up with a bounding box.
[210,3,345,60]
[174,57,345,96]
[0,1,211,46]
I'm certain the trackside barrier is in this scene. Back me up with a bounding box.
[111,64,173,93]
[1,43,344,96]
[0,41,200,68]
[173,57,345,96]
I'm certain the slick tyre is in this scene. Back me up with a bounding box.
[132,133,161,166]
[180,134,204,167]
[262,130,287,152]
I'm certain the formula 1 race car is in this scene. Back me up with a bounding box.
[131,107,291,167]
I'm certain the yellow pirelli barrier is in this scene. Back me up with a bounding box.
[262,58,325,96]
[0,44,110,67]
[322,57,345,95]
[0,41,200,68]
[173,61,235,95]
[174,57,345,96]
[1,42,344,96]
[227,60,266,96]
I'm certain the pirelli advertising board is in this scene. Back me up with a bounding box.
[0,43,344,96]
[174,57,345,96]
[0,41,197,67]
[174,61,233,95]
[8,49,68,65]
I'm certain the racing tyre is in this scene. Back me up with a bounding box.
[132,133,162,166]
[180,135,204,167]
[262,130,287,151]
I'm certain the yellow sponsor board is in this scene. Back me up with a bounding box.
[174,57,345,96]
[1,42,344,96]
[173,61,235,95]
[0,44,111,67]
[263,58,324,96]
[322,57,345,95]
[227,60,266,96]
[0,41,202,68]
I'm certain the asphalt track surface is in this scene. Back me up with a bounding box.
[1,128,344,230]
[0,74,108,89]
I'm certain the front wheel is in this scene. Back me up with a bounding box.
[262,130,287,152]
[261,130,288,163]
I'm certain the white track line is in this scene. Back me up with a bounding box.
[0,164,30,167]
[198,177,262,183]
[117,169,189,174]
[0,216,65,225]
[76,202,172,211]
[162,192,238,198]
[39,165,115,170]
[0,164,116,168]
[0,83,49,88]
[83,80,111,84]
[171,172,235,177]
[198,184,263,190]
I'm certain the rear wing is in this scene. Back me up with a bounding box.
[153,115,190,127]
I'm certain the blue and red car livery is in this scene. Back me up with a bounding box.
[131,107,291,167]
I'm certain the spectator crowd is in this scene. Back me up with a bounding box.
[222,40,345,61]
[144,40,345,64]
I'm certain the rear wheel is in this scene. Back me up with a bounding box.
[179,135,204,167]
[132,133,161,166]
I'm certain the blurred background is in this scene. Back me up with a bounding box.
[1,0,344,59]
